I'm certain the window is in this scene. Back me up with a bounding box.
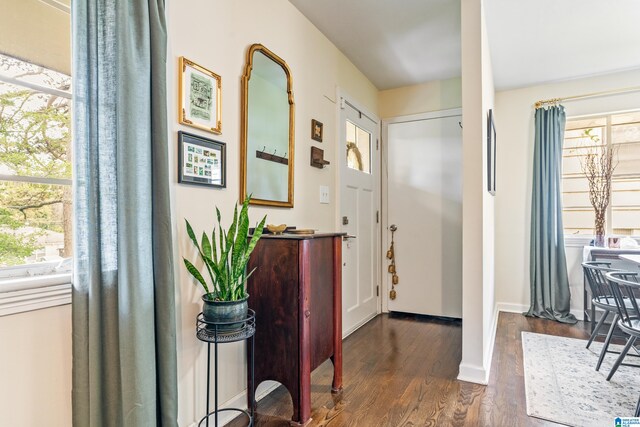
[346,120,371,173]
[562,111,640,236]
[0,53,72,298]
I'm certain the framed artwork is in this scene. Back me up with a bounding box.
[178,57,222,134]
[178,131,226,188]
[311,119,323,142]
[487,109,496,195]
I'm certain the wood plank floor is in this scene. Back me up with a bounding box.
[229,312,590,427]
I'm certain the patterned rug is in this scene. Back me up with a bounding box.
[522,332,640,427]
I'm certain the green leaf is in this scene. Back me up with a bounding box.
[185,219,200,250]
[183,258,210,294]
[236,214,266,282]
[217,207,225,257]
[210,227,218,264]
[201,231,212,259]
[232,198,251,279]
[227,203,239,253]
[185,218,216,292]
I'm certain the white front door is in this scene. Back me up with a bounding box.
[383,110,463,318]
[340,96,380,336]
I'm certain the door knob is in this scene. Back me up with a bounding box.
[389,224,397,232]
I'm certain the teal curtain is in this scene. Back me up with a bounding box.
[526,106,577,324]
[72,1,178,426]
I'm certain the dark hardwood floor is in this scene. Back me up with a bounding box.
[230,312,590,427]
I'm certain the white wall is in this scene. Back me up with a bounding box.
[480,6,496,377]
[378,77,462,119]
[494,69,640,316]
[0,305,72,426]
[458,0,496,385]
[166,1,378,425]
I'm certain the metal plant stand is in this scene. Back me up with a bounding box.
[196,310,256,427]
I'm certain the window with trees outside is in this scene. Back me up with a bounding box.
[0,53,72,286]
[562,111,640,237]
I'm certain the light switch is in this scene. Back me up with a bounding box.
[320,185,330,204]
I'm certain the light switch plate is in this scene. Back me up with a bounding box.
[320,185,330,204]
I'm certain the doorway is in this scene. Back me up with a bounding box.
[382,109,463,318]
[339,95,381,336]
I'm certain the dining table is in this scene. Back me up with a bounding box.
[620,254,640,266]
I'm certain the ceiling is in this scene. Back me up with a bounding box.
[289,0,461,90]
[290,0,640,91]
[485,0,640,90]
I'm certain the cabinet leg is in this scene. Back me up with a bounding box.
[290,382,311,427]
[289,418,313,427]
[330,354,343,393]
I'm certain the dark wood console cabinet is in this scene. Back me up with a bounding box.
[247,233,344,426]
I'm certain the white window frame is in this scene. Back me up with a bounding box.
[563,110,640,246]
[0,70,73,316]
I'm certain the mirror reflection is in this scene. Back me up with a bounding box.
[241,44,294,207]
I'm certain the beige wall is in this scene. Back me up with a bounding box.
[166,0,378,424]
[0,0,71,75]
[494,69,640,315]
[0,2,72,426]
[378,77,462,119]
[0,305,72,426]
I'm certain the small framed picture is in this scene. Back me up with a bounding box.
[487,109,496,195]
[178,131,226,188]
[179,57,222,134]
[311,119,323,142]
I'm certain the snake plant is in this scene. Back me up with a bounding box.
[183,197,267,301]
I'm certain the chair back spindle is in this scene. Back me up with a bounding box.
[582,262,616,305]
[605,271,640,329]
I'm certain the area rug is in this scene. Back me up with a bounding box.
[522,331,640,427]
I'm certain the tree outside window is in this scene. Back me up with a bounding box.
[0,53,71,268]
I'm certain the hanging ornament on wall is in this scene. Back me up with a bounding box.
[387,224,399,300]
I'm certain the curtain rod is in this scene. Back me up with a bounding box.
[534,85,640,109]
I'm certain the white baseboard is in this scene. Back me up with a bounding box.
[457,362,490,385]
[496,302,582,320]
[457,303,499,386]
[187,381,280,427]
[342,311,378,339]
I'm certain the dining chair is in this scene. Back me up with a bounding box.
[603,271,640,381]
[582,262,621,370]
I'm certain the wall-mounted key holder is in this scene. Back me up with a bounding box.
[310,146,330,169]
[256,146,288,165]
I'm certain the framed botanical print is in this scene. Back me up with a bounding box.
[178,57,222,134]
[178,131,226,188]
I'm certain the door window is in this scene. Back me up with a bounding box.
[346,120,371,173]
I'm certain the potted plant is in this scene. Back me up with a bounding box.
[184,197,266,332]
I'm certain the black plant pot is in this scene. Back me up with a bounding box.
[201,294,249,333]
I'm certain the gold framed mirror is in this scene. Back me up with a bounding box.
[240,44,295,207]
